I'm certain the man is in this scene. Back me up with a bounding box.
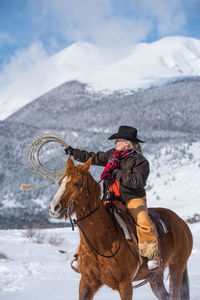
[65,125,159,270]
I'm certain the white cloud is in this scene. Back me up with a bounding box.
[27,0,191,53]
[0,33,13,47]
[136,0,187,36]
[0,42,48,87]
[30,0,154,51]
[0,42,51,119]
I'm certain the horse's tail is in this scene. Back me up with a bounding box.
[179,267,190,300]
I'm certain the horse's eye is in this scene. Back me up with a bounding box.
[73,181,82,187]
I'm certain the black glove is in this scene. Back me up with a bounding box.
[111,168,119,178]
[64,146,74,156]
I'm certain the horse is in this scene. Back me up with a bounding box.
[49,157,193,300]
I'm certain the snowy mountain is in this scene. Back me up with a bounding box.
[84,36,200,91]
[0,36,200,119]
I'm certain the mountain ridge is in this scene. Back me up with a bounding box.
[1,35,200,120]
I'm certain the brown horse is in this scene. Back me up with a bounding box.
[49,158,193,300]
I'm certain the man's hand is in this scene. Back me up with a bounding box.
[64,146,74,156]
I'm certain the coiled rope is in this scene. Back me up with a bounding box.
[21,133,69,190]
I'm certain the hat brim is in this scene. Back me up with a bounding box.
[108,133,145,143]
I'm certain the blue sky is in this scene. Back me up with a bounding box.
[0,0,200,67]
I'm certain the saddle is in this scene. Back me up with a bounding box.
[104,200,171,244]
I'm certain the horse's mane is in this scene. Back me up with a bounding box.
[86,171,101,203]
[65,163,101,204]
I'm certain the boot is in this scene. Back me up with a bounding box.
[71,254,80,273]
[147,255,161,271]
[147,258,159,270]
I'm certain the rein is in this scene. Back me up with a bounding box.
[71,205,121,258]
[74,205,100,223]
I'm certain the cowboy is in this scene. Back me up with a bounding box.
[65,125,159,270]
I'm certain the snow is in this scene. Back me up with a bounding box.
[1,36,200,120]
[147,142,200,220]
[1,194,23,209]
[0,224,199,300]
[1,141,200,299]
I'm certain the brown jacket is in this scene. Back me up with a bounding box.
[73,148,150,202]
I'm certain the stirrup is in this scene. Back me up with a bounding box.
[147,255,162,271]
[71,257,80,273]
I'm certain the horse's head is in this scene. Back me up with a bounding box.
[49,157,98,219]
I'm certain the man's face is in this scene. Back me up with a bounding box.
[115,139,129,151]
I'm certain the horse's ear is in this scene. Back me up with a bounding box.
[82,157,92,173]
[67,157,75,168]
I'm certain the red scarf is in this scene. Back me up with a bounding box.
[100,149,133,180]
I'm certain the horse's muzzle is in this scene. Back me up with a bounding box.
[49,202,62,218]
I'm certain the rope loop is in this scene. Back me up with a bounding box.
[21,133,69,190]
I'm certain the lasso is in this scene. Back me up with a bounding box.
[21,133,69,190]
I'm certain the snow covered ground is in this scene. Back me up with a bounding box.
[0,223,199,300]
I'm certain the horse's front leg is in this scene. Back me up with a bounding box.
[118,281,133,300]
[79,276,101,300]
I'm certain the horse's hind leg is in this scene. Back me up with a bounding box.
[179,268,190,300]
[79,277,101,300]
[149,272,169,300]
[118,281,133,300]
[168,262,187,300]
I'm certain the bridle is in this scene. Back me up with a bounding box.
[65,173,121,258]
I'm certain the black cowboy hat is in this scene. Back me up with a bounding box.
[108,126,145,143]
